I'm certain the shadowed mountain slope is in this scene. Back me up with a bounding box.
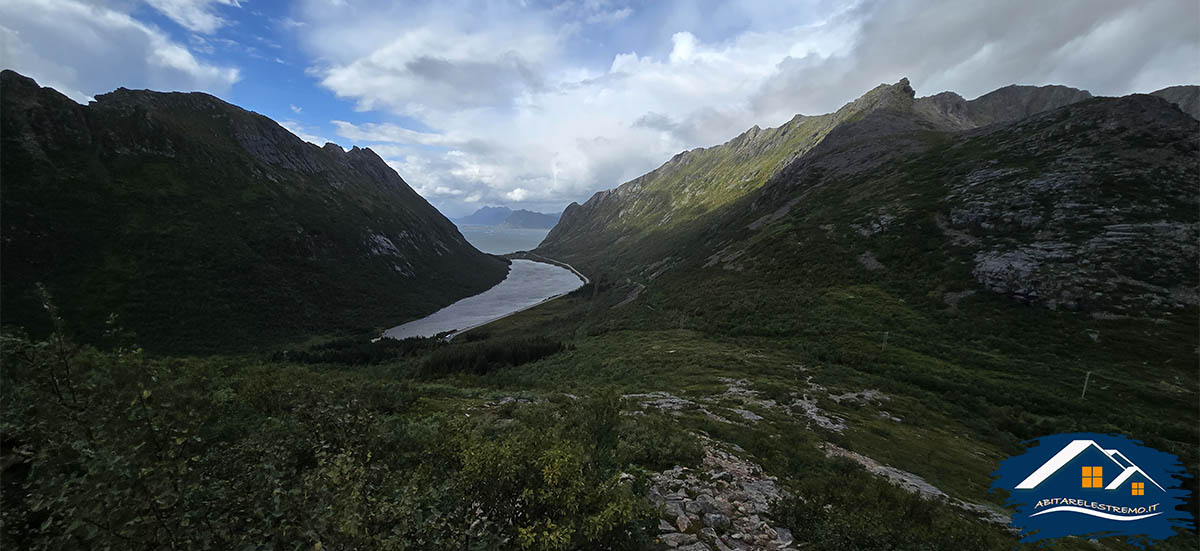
[0,70,508,352]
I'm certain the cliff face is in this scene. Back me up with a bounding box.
[0,70,508,352]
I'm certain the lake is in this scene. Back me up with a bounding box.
[382,259,583,339]
[458,225,551,255]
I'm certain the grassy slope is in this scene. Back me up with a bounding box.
[538,81,923,268]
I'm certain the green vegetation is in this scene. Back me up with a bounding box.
[527,90,1198,548]
[0,70,507,354]
[3,75,1196,550]
[9,277,1192,549]
[269,335,441,365]
[420,337,570,377]
[0,326,678,550]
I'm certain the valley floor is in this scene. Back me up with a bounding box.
[3,271,1196,550]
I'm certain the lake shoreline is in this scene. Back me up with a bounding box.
[503,251,590,284]
[380,258,584,341]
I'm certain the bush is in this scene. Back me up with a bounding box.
[269,335,440,365]
[0,331,653,550]
[420,337,568,377]
[615,412,704,471]
[771,458,1008,550]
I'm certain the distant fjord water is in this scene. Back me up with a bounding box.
[458,224,551,255]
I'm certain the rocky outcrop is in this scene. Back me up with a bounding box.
[649,437,794,550]
[941,95,1199,314]
[822,443,1010,526]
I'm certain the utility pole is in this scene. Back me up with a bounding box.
[1080,371,1092,399]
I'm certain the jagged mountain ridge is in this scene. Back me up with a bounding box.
[913,84,1094,130]
[538,78,1198,317]
[540,79,1096,270]
[0,70,508,352]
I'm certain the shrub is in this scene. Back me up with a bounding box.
[420,337,568,377]
[0,331,653,550]
[269,335,440,365]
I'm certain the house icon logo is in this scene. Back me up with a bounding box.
[992,433,1193,546]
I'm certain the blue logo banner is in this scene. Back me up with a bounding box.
[991,433,1193,547]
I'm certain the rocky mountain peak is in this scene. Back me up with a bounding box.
[1,69,41,96]
[914,83,1092,130]
[833,78,916,121]
[1150,85,1200,120]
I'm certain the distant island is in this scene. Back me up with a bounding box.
[456,206,561,229]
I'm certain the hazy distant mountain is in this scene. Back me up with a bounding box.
[500,209,560,229]
[458,206,560,229]
[457,205,513,225]
[0,70,508,352]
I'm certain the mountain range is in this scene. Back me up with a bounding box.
[3,68,1197,551]
[522,78,1198,547]
[456,205,561,229]
[539,79,1198,318]
[0,69,507,352]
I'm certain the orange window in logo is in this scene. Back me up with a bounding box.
[1132,482,1144,496]
[1082,466,1103,488]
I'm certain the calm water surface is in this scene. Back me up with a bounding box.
[458,225,551,255]
[383,259,582,339]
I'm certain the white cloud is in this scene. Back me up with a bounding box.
[294,0,1198,217]
[586,7,632,24]
[0,0,240,103]
[280,119,331,146]
[290,104,302,113]
[145,0,241,34]
[277,17,307,30]
[299,4,856,216]
[332,120,463,147]
[314,25,554,114]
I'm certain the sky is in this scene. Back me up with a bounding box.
[2,0,1197,218]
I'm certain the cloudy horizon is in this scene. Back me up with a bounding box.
[2,0,1196,217]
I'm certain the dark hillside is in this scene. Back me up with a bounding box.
[0,70,508,353]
